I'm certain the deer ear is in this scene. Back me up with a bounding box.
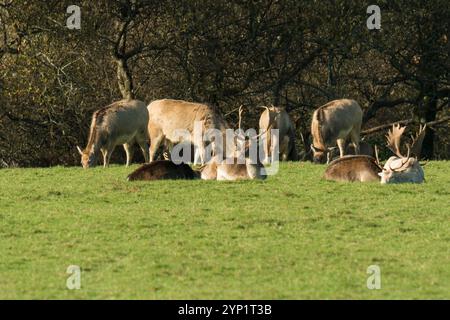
[310,144,316,152]
[76,146,83,155]
[378,172,383,177]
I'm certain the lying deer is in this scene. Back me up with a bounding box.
[379,124,426,184]
[127,160,198,181]
[324,125,426,184]
[199,107,267,181]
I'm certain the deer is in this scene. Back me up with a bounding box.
[323,125,427,184]
[127,160,198,181]
[379,124,426,184]
[198,107,268,181]
[77,99,150,168]
[258,105,298,163]
[323,150,382,183]
[147,99,232,165]
[310,99,363,163]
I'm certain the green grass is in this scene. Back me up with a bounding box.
[0,162,449,299]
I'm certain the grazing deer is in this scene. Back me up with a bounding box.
[329,140,374,161]
[259,105,298,162]
[147,99,232,164]
[379,124,426,184]
[127,160,198,181]
[77,99,150,168]
[310,99,363,163]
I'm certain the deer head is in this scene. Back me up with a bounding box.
[379,124,426,184]
[77,145,97,169]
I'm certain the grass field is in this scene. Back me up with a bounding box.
[0,162,449,299]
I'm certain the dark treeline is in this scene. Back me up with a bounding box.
[0,0,448,167]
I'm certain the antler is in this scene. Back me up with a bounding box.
[374,145,381,167]
[236,124,273,141]
[238,105,244,131]
[386,124,406,157]
[388,145,411,172]
[409,124,426,158]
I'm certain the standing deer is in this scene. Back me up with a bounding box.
[259,105,298,162]
[77,99,150,168]
[329,140,374,161]
[310,99,363,163]
[147,99,231,164]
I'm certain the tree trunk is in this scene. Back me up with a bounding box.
[418,95,437,159]
[116,58,134,100]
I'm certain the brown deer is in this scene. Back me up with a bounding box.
[199,108,268,181]
[323,154,382,182]
[127,160,198,181]
[324,125,427,184]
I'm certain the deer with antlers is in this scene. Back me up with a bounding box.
[199,106,268,181]
[379,124,426,184]
[323,124,426,183]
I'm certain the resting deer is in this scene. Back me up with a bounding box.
[127,160,198,181]
[199,107,267,181]
[324,125,426,184]
[379,124,426,184]
[324,151,382,183]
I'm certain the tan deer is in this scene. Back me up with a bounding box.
[77,99,150,168]
[310,99,363,163]
[258,105,298,162]
[199,108,268,181]
[324,152,382,183]
[147,99,231,164]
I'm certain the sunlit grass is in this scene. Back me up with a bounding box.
[0,162,449,299]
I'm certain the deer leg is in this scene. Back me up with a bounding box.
[149,134,164,162]
[102,147,113,168]
[194,143,205,165]
[135,129,150,163]
[137,139,150,163]
[350,129,360,155]
[123,143,134,167]
[271,132,279,163]
[337,139,346,158]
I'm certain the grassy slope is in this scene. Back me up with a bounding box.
[0,162,449,299]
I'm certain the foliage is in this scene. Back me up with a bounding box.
[0,1,449,166]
